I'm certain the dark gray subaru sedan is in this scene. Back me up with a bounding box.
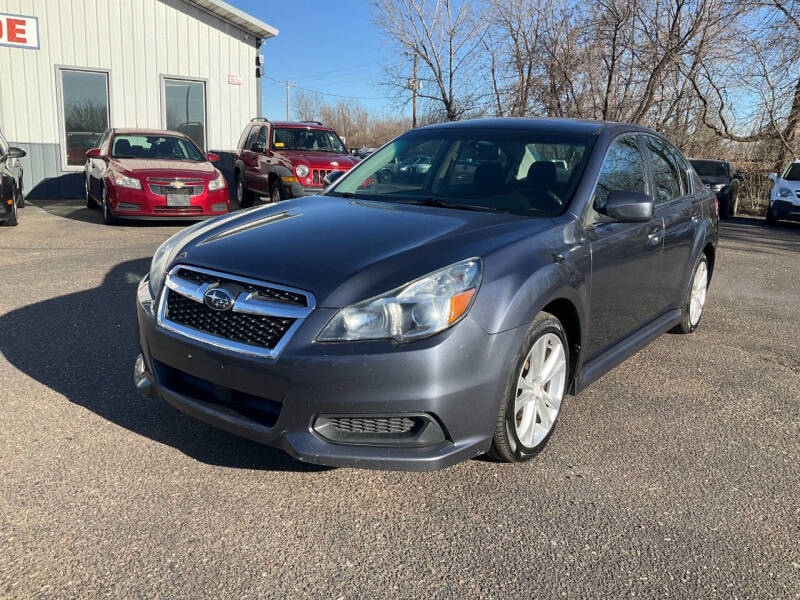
[134,118,717,470]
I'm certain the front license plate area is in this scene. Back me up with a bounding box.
[166,194,191,207]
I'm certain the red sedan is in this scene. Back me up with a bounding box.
[84,128,229,225]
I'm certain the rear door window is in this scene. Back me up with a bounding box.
[594,135,647,211]
[644,135,683,203]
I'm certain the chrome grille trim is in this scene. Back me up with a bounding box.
[156,265,316,359]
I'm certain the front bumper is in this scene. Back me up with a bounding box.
[109,183,229,218]
[135,284,523,471]
[768,199,800,222]
[286,182,326,198]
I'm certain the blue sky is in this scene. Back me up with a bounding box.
[230,0,402,119]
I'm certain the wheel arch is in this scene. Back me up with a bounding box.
[541,297,582,394]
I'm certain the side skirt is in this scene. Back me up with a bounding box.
[573,308,682,394]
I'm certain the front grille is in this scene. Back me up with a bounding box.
[153,205,203,214]
[149,184,204,197]
[312,168,340,185]
[176,268,308,307]
[327,416,416,435]
[166,292,295,349]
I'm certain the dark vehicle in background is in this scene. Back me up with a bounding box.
[84,128,228,225]
[0,129,26,227]
[233,118,359,206]
[689,159,741,217]
[766,160,800,225]
[135,118,717,471]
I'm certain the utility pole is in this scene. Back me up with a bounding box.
[407,54,422,128]
[285,80,291,120]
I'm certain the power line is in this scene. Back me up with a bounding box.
[263,75,388,101]
[289,60,381,84]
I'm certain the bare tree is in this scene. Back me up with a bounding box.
[293,90,325,122]
[371,0,485,120]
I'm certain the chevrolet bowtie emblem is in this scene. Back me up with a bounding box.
[172,181,185,189]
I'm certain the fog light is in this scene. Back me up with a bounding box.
[117,202,141,211]
[133,354,153,397]
[211,202,227,212]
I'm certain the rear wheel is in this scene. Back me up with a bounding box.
[102,187,118,226]
[672,253,708,334]
[236,171,254,208]
[489,312,569,463]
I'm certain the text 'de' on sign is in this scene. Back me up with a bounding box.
[0,13,39,50]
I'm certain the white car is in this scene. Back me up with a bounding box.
[767,161,800,225]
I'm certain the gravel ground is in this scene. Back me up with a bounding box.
[1,200,798,599]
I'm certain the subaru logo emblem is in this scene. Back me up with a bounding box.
[204,287,234,311]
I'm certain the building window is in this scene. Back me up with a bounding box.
[60,69,109,167]
[163,78,206,151]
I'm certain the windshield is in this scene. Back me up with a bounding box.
[690,160,729,178]
[111,135,204,161]
[272,127,346,153]
[783,163,800,181]
[327,128,594,217]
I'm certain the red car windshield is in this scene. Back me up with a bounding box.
[272,128,345,153]
[111,135,204,161]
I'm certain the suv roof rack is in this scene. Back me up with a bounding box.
[250,117,270,123]
[301,120,324,126]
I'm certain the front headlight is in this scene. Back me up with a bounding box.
[779,187,792,198]
[711,184,726,192]
[296,164,310,178]
[208,171,226,191]
[316,258,482,343]
[112,171,142,190]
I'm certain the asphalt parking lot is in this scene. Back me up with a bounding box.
[1,199,798,599]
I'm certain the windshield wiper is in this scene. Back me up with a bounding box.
[407,197,503,213]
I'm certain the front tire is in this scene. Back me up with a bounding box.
[16,185,25,208]
[236,171,254,208]
[101,187,118,226]
[765,210,778,226]
[85,177,97,209]
[672,252,708,334]
[489,312,569,463]
[269,178,285,203]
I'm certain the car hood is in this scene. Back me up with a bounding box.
[113,158,217,179]
[171,196,553,307]
[277,151,359,169]
[776,178,800,189]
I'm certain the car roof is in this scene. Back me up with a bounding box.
[112,128,189,137]
[269,121,334,131]
[416,117,616,136]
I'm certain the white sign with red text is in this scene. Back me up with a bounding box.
[0,13,39,49]
[228,74,242,86]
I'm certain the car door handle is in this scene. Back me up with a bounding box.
[648,227,662,244]
[691,212,701,223]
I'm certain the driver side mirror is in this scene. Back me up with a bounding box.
[323,170,345,188]
[602,190,654,223]
[86,148,101,159]
[251,142,265,154]
[768,173,777,182]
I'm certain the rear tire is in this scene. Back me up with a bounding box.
[236,171,254,208]
[488,312,569,463]
[672,252,708,334]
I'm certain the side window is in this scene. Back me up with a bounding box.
[255,126,267,149]
[672,150,691,196]
[97,130,111,156]
[594,135,647,211]
[644,136,682,203]
[0,133,7,156]
[246,126,262,150]
[237,126,252,150]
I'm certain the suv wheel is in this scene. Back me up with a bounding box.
[102,187,118,226]
[236,172,253,208]
[672,252,708,334]
[270,178,285,203]
[489,312,569,462]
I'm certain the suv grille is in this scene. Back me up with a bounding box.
[312,168,339,185]
[166,292,294,349]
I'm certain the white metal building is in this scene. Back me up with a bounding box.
[0,0,277,197]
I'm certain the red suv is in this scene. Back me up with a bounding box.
[234,119,358,206]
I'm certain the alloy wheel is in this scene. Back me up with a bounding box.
[514,333,567,448]
[689,261,708,326]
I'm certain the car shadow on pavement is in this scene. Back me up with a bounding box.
[720,216,800,253]
[0,258,330,472]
